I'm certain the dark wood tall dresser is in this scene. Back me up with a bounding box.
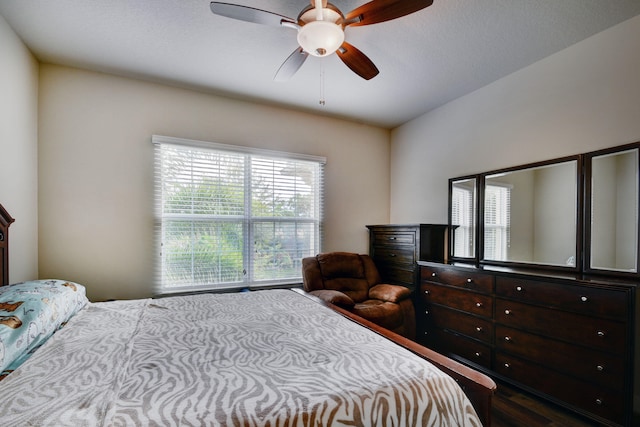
[366,224,448,291]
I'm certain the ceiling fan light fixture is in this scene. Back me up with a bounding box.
[210,0,434,80]
[297,20,344,57]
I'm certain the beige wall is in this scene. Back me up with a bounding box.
[390,14,640,224]
[38,65,390,301]
[0,15,39,282]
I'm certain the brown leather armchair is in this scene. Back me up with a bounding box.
[302,252,416,339]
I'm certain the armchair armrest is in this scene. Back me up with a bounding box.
[308,290,355,308]
[369,284,412,303]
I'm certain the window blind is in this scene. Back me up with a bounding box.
[484,184,511,260]
[451,185,475,257]
[153,136,325,294]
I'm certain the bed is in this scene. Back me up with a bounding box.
[0,204,495,426]
[0,280,494,426]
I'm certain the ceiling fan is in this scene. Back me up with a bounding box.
[210,0,434,81]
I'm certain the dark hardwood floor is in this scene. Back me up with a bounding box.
[491,381,602,427]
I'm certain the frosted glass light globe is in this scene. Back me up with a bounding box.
[297,20,344,57]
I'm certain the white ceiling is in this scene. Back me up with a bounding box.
[2,0,640,128]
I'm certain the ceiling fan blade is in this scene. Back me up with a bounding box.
[336,42,379,80]
[210,2,295,27]
[345,0,433,27]
[274,48,309,82]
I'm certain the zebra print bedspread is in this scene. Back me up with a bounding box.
[0,289,481,426]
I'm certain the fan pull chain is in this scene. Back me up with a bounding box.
[319,59,326,106]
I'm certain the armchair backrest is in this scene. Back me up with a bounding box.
[302,252,381,303]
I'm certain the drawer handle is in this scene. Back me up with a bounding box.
[475,326,483,333]
[466,278,473,284]
[504,336,512,342]
[596,365,604,372]
[516,286,523,292]
[504,363,510,369]
[474,352,482,357]
[597,330,606,337]
[595,398,603,406]
[424,290,430,295]
[475,302,483,308]
[504,309,511,315]
[431,272,437,277]
[388,237,397,240]
[425,310,430,315]
[580,296,588,302]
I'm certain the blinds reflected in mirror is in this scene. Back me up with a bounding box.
[484,184,511,261]
[450,178,476,259]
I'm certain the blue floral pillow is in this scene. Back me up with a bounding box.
[0,279,89,377]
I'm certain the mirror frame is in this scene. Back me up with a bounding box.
[448,142,640,276]
[584,142,640,277]
[478,155,583,272]
[448,175,480,265]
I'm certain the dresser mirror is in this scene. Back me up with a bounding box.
[448,142,640,274]
[585,144,639,274]
[481,157,580,269]
[449,176,478,261]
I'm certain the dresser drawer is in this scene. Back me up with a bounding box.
[422,283,493,318]
[372,231,416,246]
[378,265,415,286]
[421,265,494,294]
[373,246,415,264]
[495,298,626,354]
[424,304,493,344]
[495,353,624,425]
[496,277,628,320]
[435,329,492,369]
[495,325,624,390]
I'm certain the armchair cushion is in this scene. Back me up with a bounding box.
[316,252,369,302]
[352,300,404,330]
[309,289,355,308]
[369,284,412,303]
[316,252,364,278]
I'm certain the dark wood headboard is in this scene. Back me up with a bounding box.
[0,204,15,286]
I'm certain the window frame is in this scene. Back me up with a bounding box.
[152,135,325,295]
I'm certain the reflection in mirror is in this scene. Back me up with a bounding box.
[450,178,476,259]
[483,160,578,267]
[590,148,638,272]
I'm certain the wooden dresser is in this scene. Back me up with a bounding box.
[417,261,637,427]
[366,224,447,291]
[419,263,494,370]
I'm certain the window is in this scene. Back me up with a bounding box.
[153,136,325,294]
[451,184,475,258]
[484,183,511,261]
